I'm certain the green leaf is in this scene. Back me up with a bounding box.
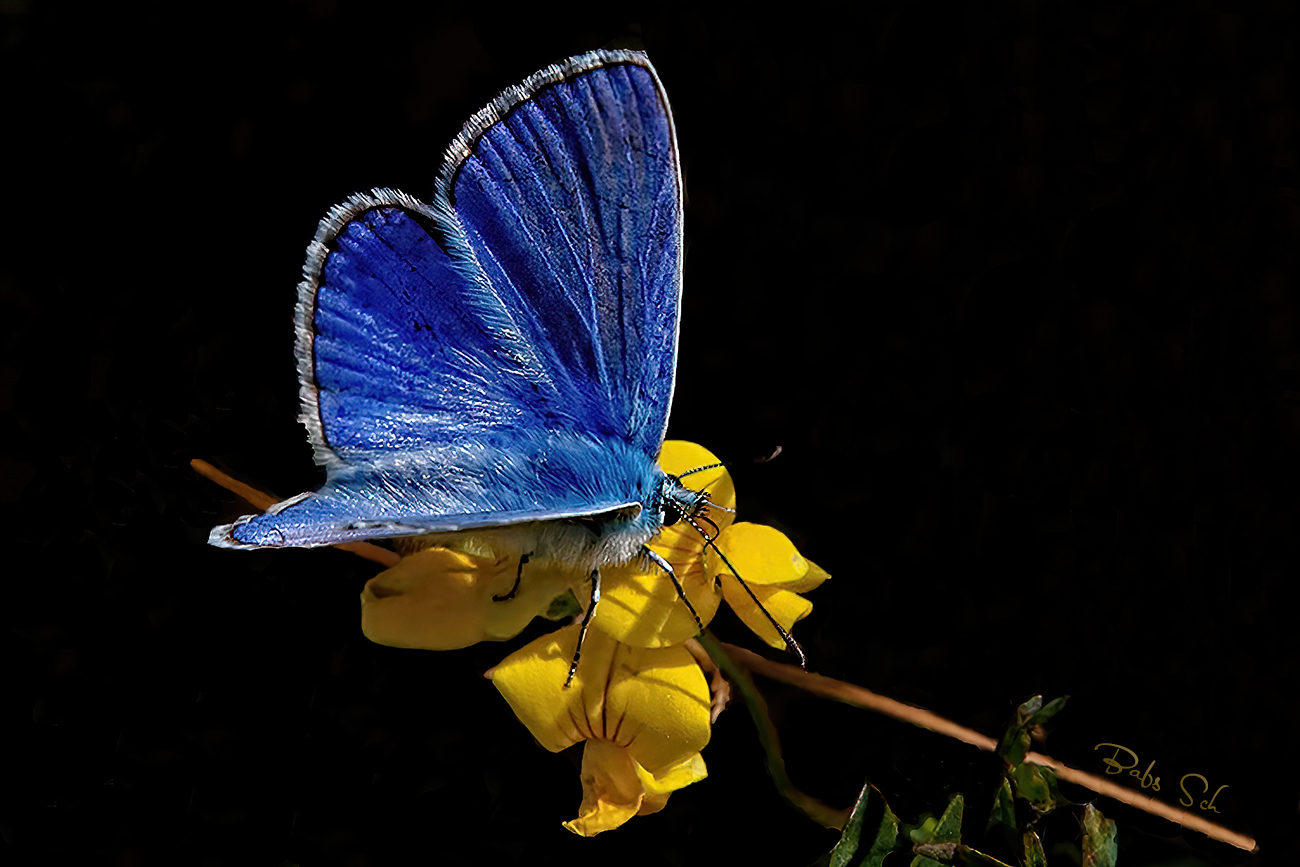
[1016,696,1044,724]
[997,724,1029,768]
[1022,830,1047,867]
[910,794,964,867]
[828,781,900,867]
[1010,763,1071,816]
[1026,695,1069,728]
[1042,766,1072,808]
[1009,764,1054,813]
[1081,804,1117,867]
[986,777,1015,833]
[996,697,1037,766]
[932,794,964,843]
[997,695,1068,768]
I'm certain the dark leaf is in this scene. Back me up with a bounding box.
[828,780,900,867]
[986,777,1015,833]
[1022,830,1047,867]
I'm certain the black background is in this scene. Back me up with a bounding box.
[3,1,1299,865]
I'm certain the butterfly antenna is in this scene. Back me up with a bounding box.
[679,446,781,479]
[679,447,781,514]
[685,516,806,669]
[701,496,735,516]
[677,461,725,479]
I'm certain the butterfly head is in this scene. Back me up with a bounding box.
[657,474,712,529]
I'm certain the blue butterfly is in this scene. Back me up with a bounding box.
[209,50,715,670]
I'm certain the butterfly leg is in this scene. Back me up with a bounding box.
[641,546,704,632]
[565,569,601,688]
[493,553,531,602]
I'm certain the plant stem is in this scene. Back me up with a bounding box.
[696,631,850,830]
[717,640,1257,853]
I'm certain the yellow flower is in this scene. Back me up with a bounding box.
[490,623,711,835]
[595,441,829,652]
[360,440,829,656]
[354,439,828,836]
[709,522,831,650]
[593,440,730,647]
[361,546,576,650]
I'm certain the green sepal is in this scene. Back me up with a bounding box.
[542,589,581,620]
[906,814,938,844]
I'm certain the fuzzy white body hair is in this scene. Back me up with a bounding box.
[404,507,662,576]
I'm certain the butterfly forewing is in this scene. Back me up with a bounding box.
[440,55,682,456]
[210,50,683,550]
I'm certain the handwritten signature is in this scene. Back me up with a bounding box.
[1094,743,1229,812]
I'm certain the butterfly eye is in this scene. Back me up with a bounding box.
[658,477,704,528]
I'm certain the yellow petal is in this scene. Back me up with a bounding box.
[637,790,672,816]
[595,535,722,648]
[490,625,712,769]
[785,559,831,594]
[489,623,608,753]
[660,440,737,516]
[607,643,712,773]
[709,522,818,587]
[562,740,645,836]
[360,547,577,650]
[592,441,735,648]
[633,750,708,797]
[719,575,814,650]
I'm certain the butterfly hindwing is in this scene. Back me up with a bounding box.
[300,191,560,465]
[211,50,682,549]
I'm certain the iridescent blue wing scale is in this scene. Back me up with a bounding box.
[211,49,682,549]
